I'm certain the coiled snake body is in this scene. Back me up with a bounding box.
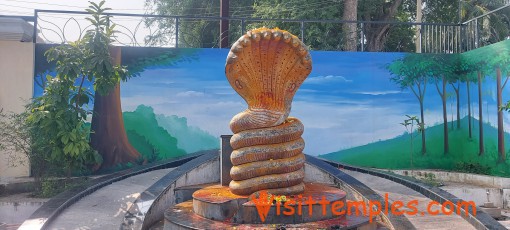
[225,28,312,196]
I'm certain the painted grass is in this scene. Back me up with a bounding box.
[320,117,510,176]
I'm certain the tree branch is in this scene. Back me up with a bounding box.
[382,0,403,21]
[434,77,444,98]
[502,75,509,89]
[75,75,87,111]
[409,85,419,99]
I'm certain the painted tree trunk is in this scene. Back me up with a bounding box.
[496,67,505,162]
[342,0,358,51]
[455,85,460,129]
[441,77,449,154]
[419,100,426,154]
[478,71,484,155]
[467,79,472,138]
[90,47,141,170]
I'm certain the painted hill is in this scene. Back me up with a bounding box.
[156,114,219,153]
[123,105,186,161]
[320,117,510,176]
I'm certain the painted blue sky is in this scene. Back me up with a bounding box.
[119,49,487,155]
[34,48,510,155]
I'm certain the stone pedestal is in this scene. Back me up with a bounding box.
[164,183,374,229]
[220,135,233,186]
[480,202,502,219]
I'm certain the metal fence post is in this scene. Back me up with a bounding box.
[175,17,179,48]
[474,18,479,48]
[360,22,364,52]
[32,10,38,43]
[241,19,245,35]
[419,24,422,53]
[300,21,304,43]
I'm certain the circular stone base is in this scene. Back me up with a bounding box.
[192,182,347,224]
[164,200,374,230]
[164,182,374,229]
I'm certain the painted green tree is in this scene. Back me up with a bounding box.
[429,54,457,154]
[453,54,478,139]
[448,54,463,130]
[388,53,432,154]
[463,40,510,160]
[476,69,486,155]
[485,42,510,162]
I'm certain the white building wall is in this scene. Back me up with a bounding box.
[0,19,35,181]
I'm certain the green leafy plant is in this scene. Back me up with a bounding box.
[26,0,131,177]
[422,173,442,187]
[454,162,491,175]
[38,177,89,198]
[400,115,422,169]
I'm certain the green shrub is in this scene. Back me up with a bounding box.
[454,162,491,175]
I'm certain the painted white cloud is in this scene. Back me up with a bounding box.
[298,89,319,93]
[121,95,177,111]
[176,91,205,97]
[356,90,403,96]
[305,75,352,84]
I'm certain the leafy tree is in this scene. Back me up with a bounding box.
[463,46,492,155]
[382,3,417,52]
[84,2,143,170]
[465,40,510,161]
[252,0,413,51]
[423,0,509,49]
[388,53,432,154]
[453,54,478,138]
[342,0,358,51]
[486,42,510,162]
[358,0,409,52]
[0,109,50,186]
[429,54,456,154]
[27,74,100,177]
[460,0,510,47]
[250,0,344,50]
[448,54,470,130]
[477,70,486,155]
[37,1,143,171]
[144,0,255,47]
[144,0,417,51]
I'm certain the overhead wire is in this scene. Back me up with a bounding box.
[2,0,148,11]
[145,0,341,18]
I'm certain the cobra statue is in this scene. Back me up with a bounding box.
[225,27,312,196]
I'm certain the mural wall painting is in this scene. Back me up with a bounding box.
[34,39,510,176]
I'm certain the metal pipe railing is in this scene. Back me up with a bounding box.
[1,6,507,53]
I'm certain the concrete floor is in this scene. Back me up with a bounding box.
[4,167,507,229]
[0,193,48,230]
[45,168,174,230]
[342,169,476,230]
